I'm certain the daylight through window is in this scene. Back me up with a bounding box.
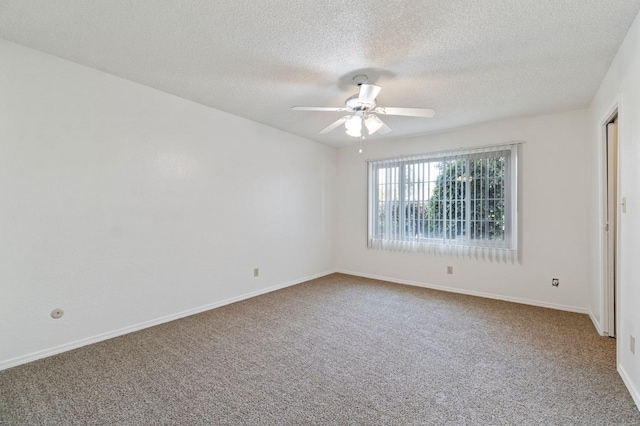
[367,144,518,260]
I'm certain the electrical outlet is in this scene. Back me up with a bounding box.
[51,308,64,319]
[447,266,453,274]
[552,278,559,287]
[631,335,635,355]
[253,268,259,277]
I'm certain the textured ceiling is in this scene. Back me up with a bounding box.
[1,1,639,147]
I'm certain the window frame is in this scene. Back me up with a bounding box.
[367,144,519,256]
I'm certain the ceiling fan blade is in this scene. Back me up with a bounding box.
[364,115,391,135]
[378,124,391,135]
[319,116,350,134]
[292,106,347,112]
[377,119,392,134]
[357,84,381,105]
[375,107,436,118]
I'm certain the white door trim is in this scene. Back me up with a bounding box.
[599,100,619,340]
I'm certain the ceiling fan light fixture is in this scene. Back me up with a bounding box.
[345,127,362,137]
[345,115,363,137]
[364,115,384,135]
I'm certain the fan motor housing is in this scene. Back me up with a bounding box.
[346,95,376,112]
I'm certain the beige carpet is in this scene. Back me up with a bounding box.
[1,273,639,425]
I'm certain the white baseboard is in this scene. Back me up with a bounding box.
[588,310,605,335]
[618,363,640,411]
[2,269,592,371]
[335,269,588,314]
[0,270,336,372]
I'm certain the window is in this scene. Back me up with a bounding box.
[367,144,518,260]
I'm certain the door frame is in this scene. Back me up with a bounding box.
[600,102,620,342]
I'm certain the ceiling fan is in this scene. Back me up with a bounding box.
[292,76,435,138]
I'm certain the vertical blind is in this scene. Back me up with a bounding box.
[367,143,519,262]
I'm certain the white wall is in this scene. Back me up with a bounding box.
[0,39,335,369]
[335,110,590,312]
[588,11,640,408]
